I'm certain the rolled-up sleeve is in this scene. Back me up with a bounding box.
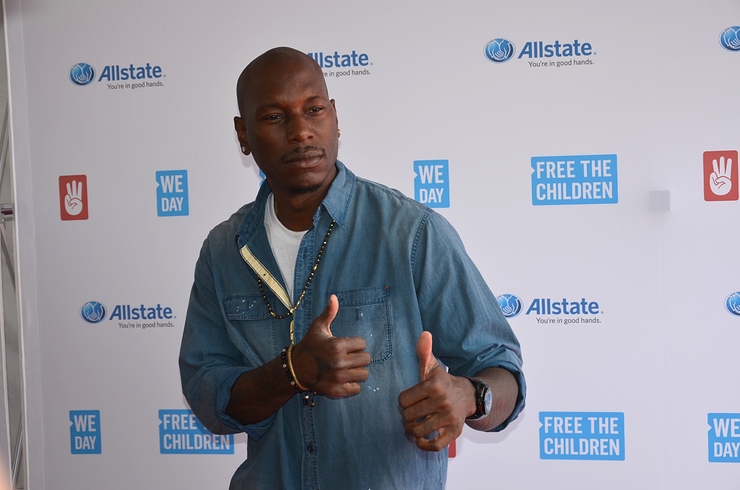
[178,236,275,439]
[411,210,526,431]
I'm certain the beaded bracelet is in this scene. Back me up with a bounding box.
[281,346,308,392]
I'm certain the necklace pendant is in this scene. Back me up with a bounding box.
[289,317,295,345]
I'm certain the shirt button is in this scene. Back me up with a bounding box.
[307,443,314,453]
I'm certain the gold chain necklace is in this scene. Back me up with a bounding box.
[256,219,336,344]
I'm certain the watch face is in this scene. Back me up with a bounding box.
[483,389,493,415]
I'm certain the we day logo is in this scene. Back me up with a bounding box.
[156,170,189,216]
[59,175,89,220]
[708,413,740,462]
[414,160,450,208]
[704,151,738,201]
[70,410,101,454]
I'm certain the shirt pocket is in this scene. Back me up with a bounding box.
[223,294,278,363]
[331,286,392,364]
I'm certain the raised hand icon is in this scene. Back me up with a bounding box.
[710,156,733,196]
[64,180,84,216]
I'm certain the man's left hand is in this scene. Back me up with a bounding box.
[397,332,476,452]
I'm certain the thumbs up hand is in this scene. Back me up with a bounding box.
[291,295,371,398]
[398,332,477,452]
[309,293,340,340]
[416,331,439,381]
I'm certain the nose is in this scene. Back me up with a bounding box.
[285,114,313,143]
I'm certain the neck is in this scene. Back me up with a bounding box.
[270,164,337,231]
[273,188,329,231]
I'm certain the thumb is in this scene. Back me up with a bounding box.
[416,331,438,381]
[312,294,339,338]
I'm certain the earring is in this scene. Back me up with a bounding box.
[337,129,342,137]
[241,146,247,153]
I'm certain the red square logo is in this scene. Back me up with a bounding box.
[59,175,89,220]
[704,150,738,202]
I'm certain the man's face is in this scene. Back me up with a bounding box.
[235,56,339,196]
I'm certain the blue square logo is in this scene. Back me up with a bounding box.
[414,160,450,208]
[156,170,189,216]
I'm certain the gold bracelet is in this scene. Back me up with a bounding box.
[287,344,309,392]
[280,347,300,392]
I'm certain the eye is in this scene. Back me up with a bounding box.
[307,106,324,115]
[259,113,284,124]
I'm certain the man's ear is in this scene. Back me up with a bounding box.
[331,99,338,128]
[234,116,250,155]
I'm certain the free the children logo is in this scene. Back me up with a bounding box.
[59,175,89,221]
[159,409,234,454]
[540,412,625,461]
[703,150,738,202]
[531,154,618,206]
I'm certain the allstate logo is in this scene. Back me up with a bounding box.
[720,27,740,51]
[725,292,740,316]
[497,294,523,318]
[80,301,106,323]
[485,39,515,63]
[69,63,95,86]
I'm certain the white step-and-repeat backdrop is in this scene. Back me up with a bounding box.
[4,0,740,488]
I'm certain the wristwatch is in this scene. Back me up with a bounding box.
[464,377,492,420]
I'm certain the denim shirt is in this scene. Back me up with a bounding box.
[179,161,526,490]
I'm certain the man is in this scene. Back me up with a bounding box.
[179,47,525,489]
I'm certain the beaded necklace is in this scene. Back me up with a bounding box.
[246,220,336,345]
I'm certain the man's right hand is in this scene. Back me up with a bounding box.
[225,295,371,425]
[291,294,371,398]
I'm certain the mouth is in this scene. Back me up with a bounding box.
[281,147,325,166]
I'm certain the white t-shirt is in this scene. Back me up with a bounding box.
[263,193,307,302]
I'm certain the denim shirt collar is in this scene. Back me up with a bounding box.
[235,160,354,248]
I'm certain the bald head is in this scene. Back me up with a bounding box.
[233,46,339,205]
[236,47,327,117]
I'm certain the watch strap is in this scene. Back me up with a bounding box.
[463,376,491,420]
